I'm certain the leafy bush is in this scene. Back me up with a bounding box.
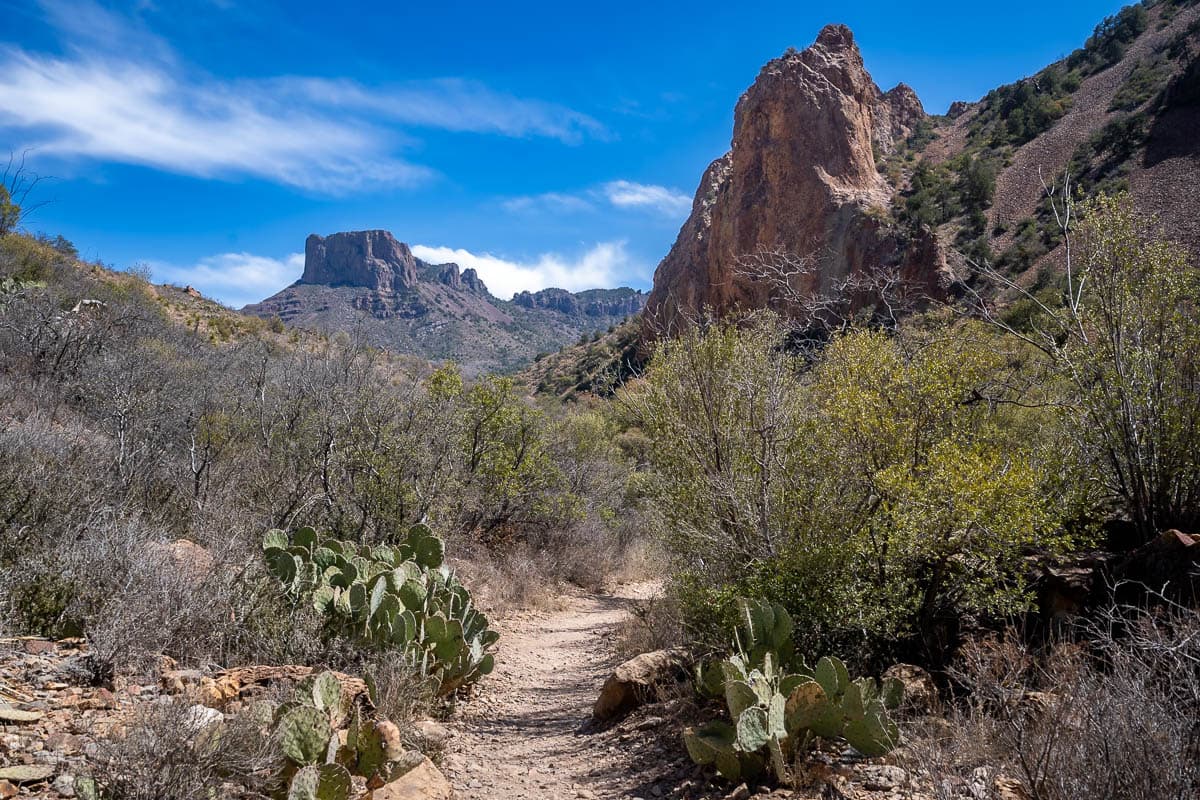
[986,194,1200,542]
[626,315,1075,663]
[263,523,497,697]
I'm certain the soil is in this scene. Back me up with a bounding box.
[442,583,702,800]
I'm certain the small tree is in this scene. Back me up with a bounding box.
[969,191,1200,543]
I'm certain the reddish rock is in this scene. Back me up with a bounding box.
[641,25,949,346]
[593,648,691,721]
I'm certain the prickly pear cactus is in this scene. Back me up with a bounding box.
[287,764,352,800]
[683,598,904,783]
[261,523,498,697]
[277,706,332,766]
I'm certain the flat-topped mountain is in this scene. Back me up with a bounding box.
[245,229,647,375]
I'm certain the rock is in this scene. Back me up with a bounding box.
[642,24,949,348]
[52,773,76,797]
[0,707,44,723]
[183,704,224,734]
[993,775,1031,800]
[302,230,420,293]
[592,648,690,721]
[369,757,453,800]
[146,539,213,581]
[946,100,972,118]
[724,784,751,800]
[413,719,452,749]
[198,665,367,708]
[0,765,55,783]
[882,663,938,715]
[160,669,205,696]
[857,764,907,791]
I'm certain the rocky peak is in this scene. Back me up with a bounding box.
[433,262,490,296]
[514,287,579,315]
[642,23,948,342]
[875,82,926,155]
[301,230,418,293]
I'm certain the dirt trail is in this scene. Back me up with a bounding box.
[443,584,666,800]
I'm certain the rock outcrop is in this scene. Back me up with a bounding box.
[302,230,419,293]
[641,24,947,343]
[513,287,647,318]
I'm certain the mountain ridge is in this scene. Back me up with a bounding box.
[245,229,647,375]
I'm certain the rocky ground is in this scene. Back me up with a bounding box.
[0,637,126,798]
[2,590,1007,799]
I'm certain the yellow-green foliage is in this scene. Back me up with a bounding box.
[628,314,1075,657]
[809,326,1069,636]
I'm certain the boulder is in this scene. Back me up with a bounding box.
[593,648,690,721]
[882,663,937,715]
[369,757,453,800]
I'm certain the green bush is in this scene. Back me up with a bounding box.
[626,315,1075,662]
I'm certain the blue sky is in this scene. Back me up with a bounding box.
[1,0,1127,307]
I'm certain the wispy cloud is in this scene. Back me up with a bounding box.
[148,251,303,308]
[502,180,693,219]
[288,78,604,144]
[0,1,604,193]
[601,180,692,216]
[411,242,638,300]
[501,192,596,214]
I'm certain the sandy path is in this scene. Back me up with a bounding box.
[443,585,662,800]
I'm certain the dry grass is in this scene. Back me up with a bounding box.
[87,698,279,800]
[899,600,1200,800]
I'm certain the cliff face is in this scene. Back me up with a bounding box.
[642,25,946,341]
[513,287,647,318]
[302,230,419,292]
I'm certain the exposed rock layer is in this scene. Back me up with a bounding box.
[642,25,946,342]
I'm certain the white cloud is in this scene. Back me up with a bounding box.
[602,180,692,217]
[0,2,603,192]
[411,242,637,300]
[501,180,694,219]
[287,78,604,144]
[501,192,595,214]
[149,251,303,308]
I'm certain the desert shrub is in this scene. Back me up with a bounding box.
[625,314,1075,664]
[905,603,1200,800]
[1109,56,1170,110]
[979,194,1200,543]
[1069,4,1150,76]
[86,698,278,800]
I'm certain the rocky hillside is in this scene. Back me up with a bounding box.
[642,0,1200,343]
[245,230,647,375]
